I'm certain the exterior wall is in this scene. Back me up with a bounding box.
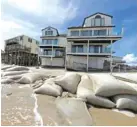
[42,27,58,36]
[66,55,105,69]
[84,14,112,27]
[41,57,64,67]
[23,35,39,54]
[58,36,67,47]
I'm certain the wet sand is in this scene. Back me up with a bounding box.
[1,84,36,126]
[89,107,137,126]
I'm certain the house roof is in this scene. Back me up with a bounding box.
[82,12,113,26]
[42,26,59,35]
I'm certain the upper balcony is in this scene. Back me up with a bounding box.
[5,38,20,45]
[5,44,31,53]
[67,28,122,41]
[39,39,58,47]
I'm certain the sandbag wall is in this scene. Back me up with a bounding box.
[1,65,137,114]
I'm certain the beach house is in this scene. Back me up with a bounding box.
[66,12,123,71]
[39,26,67,67]
[3,35,39,66]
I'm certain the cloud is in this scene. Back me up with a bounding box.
[123,54,137,66]
[1,0,79,50]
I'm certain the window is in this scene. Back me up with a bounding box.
[72,45,83,53]
[36,41,39,45]
[94,45,102,53]
[20,36,23,41]
[44,49,52,55]
[93,15,105,26]
[89,45,94,53]
[94,30,107,36]
[45,30,53,36]
[28,38,32,42]
[81,30,89,36]
[70,31,79,36]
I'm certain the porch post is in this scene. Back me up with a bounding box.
[110,40,113,74]
[87,40,89,72]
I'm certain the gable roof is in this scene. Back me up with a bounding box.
[82,12,113,26]
[42,26,59,35]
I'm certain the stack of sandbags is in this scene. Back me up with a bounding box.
[77,75,115,108]
[1,78,14,84]
[34,78,63,97]
[1,65,15,70]
[55,73,81,94]
[17,72,48,84]
[5,66,29,72]
[112,95,137,112]
[55,98,93,126]
[113,73,137,84]
[90,74,137,97]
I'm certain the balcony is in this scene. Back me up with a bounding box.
[67,29,122,41]
[39,39,58,47]
[5,44,31,52]
[6,38,20,45]
[39,51,64,57]
[67,47,111,56]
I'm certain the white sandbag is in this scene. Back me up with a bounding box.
[7,74,23,80]
[90,74,137,97]
[113,95,137,112]
[55,73,81,94]
[55,98,93,126]
[1,65,15,70]
[113,73,137,84]
[1,78,14,84]
[34,78,62,97]
[6,66,29,71]
[77,75,115,108]
[3,71,29,77]
[17,72,47,84]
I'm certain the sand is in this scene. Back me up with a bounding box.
[1,65,137,126]
[89,107,137,126]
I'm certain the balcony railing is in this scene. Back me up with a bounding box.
[71,47,111,54]
[5,44,31,52]
[39,51,64,57]
[6,38,20,45]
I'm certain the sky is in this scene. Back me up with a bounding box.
[1,0,137,65]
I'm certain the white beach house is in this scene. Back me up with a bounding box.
[39,26,67,67]
[66,12,122,71]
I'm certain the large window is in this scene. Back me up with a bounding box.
[44,49,52,55]
[42,39,58,45]
[94,30,107,36]
[91,15,105,26]
[72,45,83,53]
[81,30,89,36]
[70,31,79,36]
[45,30,53,36]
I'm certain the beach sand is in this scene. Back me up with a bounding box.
[1,66,137,126]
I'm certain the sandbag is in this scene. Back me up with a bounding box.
[114,73,137,84]
[113,95,137,112]
[17,72,48,84]
[6,66,29,71]
[55,98,93,126]
[77,75,115,108]
[1,65,15,70]
[34,78,62,97]
[55,73,81,94]
[2,71,29,77]
[1,78,14,84]
[7,74,23,80]
[90,74,137,97]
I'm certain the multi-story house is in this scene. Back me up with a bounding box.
[66,12,122,71]
[39,26,67,67]
[4,35,39,66]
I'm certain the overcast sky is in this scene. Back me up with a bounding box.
[1,0,137,65]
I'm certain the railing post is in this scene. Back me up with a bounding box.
[87,40,89,72]
[110,40,113,74]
